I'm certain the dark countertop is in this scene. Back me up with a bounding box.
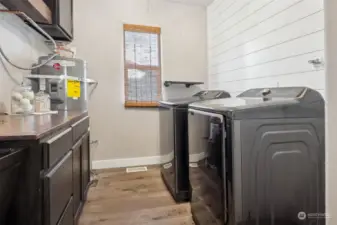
[0,111,88,141]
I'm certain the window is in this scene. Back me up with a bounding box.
[123,24,162,107]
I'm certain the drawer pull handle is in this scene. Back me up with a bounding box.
[72,116,89,127]
[46,128,72,144]
[46,151,72,176]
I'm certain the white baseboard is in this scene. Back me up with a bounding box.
[92,156,162,169]
[92,153,206,170]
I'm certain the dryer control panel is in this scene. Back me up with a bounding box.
[193,90,231,100]
[237,87,306,98]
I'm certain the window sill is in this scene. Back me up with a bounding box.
[124,102,159,108]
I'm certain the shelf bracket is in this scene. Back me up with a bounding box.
[163,81,204,88]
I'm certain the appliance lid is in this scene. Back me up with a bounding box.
[189,87,324,119]
[159,90,230,106]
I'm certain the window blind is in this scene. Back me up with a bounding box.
[124,24,162,107]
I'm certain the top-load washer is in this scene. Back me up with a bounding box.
[159,90,231,202]
[188,87,325,225]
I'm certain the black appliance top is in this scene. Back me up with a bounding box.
[189,87,324,119]
[159,90,230,107]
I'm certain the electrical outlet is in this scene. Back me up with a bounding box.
[91,140,99,145]
[90,140,99,149]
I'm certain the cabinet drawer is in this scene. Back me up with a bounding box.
[43,128,73,168]
[44,151,73,225]
[72,116,89,142]
[57,197,74,225]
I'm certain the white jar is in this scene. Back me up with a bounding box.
[11,85,35,114]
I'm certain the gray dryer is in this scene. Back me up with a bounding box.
[188,87,325,225]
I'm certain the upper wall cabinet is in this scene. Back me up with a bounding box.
[0,0,52,23]
[40,0,74,42]
[0,0,74,42]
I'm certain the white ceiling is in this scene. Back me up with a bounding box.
[165,0,215,6]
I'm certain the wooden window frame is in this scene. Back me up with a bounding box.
[123,24,162,108]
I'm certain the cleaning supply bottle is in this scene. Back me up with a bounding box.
[34,78,51,113]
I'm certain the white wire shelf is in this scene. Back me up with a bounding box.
[26,74,98,84]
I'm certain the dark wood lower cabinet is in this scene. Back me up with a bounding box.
[43,119,90,225]
[0,113,89,225]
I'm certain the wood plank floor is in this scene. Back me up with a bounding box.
[79,166,195,225]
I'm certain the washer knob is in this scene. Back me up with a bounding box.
[262,88,271,96]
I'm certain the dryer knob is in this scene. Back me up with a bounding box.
[262,88,271,96]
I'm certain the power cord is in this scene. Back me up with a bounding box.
[0,10,58,70]
[89,82,98,99]
[88,170,99,188]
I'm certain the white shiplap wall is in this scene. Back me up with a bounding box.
[207,0,325,97]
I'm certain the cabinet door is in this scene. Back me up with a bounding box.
[44,151,73,225]
[81,131,90,200]
[57,197,73,225]
[72,139,82,220]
